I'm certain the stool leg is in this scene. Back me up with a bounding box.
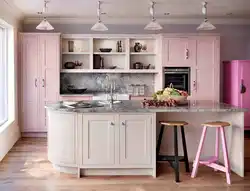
[191,126,207,178]
[214,127,220,171]
[174,125,180,182]
[220,126,231,185]
[156,125,165,157]
[181,126,190,173]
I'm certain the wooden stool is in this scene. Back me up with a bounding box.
[191,121,231,184]
[156,121,190,182]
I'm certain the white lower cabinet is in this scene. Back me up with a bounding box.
[119,114,152,165]
[47,111,77,166]
[79,113,153,167]
[80,115,116,166]
[48,111,155,174]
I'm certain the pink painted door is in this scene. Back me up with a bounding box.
[39,35,60,132]
[239,61,250,128]
[164,38,196,66]
[21,35,39,132]
[193,37,220,101]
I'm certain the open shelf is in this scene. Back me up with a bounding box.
[62,39,90,53]
[94,52,126,55]
[62,52,90,55]
[61,69,158,74]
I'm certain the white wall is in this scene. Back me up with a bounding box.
[0,0,23,161]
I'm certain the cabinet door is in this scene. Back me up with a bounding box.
[21,35,39,132]
[193,37,220,101]
[47,111,76,166]
[81,115,115,165]
[239,61,250,128]
[39,35,60,132]
[119,114,152,165]
[164,38,196,66]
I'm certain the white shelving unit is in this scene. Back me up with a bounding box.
[61,35,160,74]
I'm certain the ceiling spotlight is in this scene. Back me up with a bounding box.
[144,1,163,31]
[197,2,216,31]
[36,0,54,31]
[91,1,108,31]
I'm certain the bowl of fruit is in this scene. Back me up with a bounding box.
[153,84,189,103]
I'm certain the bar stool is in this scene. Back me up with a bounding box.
[156,121,190,182]
[191,121,231,184]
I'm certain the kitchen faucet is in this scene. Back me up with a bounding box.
[108,81,115,107]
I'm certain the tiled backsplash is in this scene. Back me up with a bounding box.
[60,73,155,96]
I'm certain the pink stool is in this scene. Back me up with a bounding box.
[191,121,231,184]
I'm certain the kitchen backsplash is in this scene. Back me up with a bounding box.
[60,73,155,96]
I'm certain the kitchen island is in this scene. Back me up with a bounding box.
[45,100,246,178]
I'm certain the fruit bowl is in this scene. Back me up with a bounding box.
[154,83,189,103]
[156,95,187,102]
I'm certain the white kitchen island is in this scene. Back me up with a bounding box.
[46,100,246,178]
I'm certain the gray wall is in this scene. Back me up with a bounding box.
[23,24,250,61]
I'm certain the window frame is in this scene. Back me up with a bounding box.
[0,23,9,126]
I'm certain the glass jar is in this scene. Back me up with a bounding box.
[134,84,140,96]
[138,84,145,96]
[127,84,134,95]
[68,41,74,52]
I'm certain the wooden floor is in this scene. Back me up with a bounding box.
[0,138,250,191]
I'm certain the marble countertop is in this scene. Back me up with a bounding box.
[45,100,247,113]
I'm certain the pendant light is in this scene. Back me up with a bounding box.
[144,1,162,31]
[91,1,108,31]
[36,0,54,31]
[197,2,216,30]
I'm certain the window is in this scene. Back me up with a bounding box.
[0,24,8,125]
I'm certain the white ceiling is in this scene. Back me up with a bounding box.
[7,0,250,24]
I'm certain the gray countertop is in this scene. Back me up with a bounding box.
[45,100,247,113]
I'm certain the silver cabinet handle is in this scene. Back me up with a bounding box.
[185,49,189,59]
[193,80,196,91]
[35,79,37,87]
[42,79,45,87]
[110,122,114,126]
[121,122,125,126]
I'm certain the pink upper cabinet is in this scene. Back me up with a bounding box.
[163,38,196,67]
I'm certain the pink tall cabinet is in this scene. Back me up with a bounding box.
[223,60,250,130]
[20,33,60,133]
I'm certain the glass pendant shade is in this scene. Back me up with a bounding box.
[144,19,163,30]
[36,18,54,30]
[197,19,216,31]
[91,20,108,31]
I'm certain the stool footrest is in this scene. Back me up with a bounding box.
[202,162,228,173]
[199,156,218,165]
[157,155,185,162]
